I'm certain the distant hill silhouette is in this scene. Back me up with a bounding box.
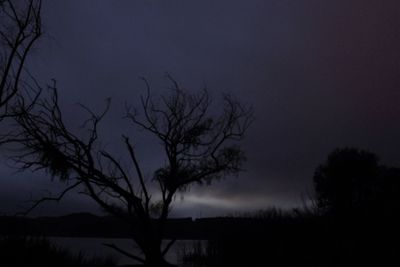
[0,213,193,239]
[0,212,318,240]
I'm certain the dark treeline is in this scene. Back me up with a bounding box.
[2,210,399,266]
[1,213,193,239]
[1,212,314,240]
[180,211,400,267]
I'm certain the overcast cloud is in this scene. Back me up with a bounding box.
[1,0,400,217]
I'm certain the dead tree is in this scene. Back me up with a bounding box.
[3,77,253,267]
[0,0,42,119]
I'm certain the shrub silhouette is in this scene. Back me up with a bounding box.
[313,148,381,218]
[314,147,400,219]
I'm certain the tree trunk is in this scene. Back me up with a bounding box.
[133,215,177,267]
[135,229,176,267]
[143,245,177,267]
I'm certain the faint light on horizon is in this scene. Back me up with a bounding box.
[175,194,276,211]
[170,191,306,218]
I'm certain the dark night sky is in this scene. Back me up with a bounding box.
[1,0,400,217]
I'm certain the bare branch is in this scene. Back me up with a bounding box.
[100,150,134,196]
[15,180,82,216]
[162,239,176,257]
[0,0,42,118]
[123,135,151,214]
[103,243,145,263]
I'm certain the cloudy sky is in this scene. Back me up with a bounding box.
[1,0,400,217]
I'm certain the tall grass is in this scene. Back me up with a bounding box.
[178,208,399,267]
[0,235,117,267]
[178,241,213,267]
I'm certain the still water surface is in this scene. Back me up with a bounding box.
[48,237,204,266]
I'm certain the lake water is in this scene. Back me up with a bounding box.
[48,237,205,266]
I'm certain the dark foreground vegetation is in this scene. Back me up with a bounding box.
[0,235,116,267]
[2,209,399,267]
[179,209,400,267]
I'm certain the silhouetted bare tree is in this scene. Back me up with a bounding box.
[3,77,253,267]
[0,0,42,119]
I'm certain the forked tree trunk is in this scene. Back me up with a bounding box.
[135,226,177,267]
[142,245,177,267]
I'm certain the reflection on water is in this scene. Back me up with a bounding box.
[48,237,205,266]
